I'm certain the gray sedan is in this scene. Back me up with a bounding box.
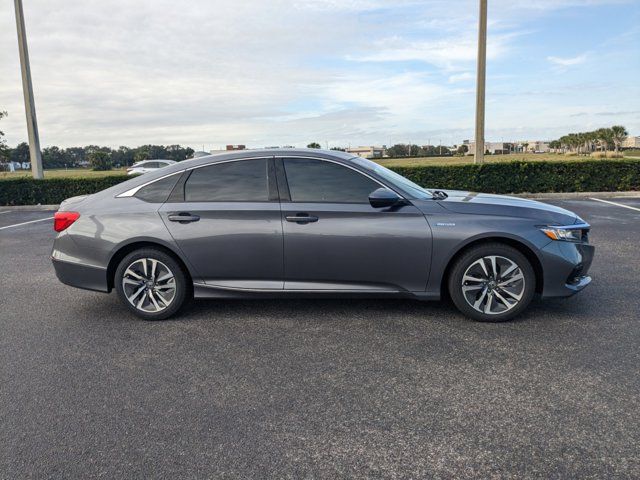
[51,149,594,322]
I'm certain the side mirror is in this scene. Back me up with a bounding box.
[369,188,402,208]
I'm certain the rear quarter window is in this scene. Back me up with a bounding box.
[134,173,181,203]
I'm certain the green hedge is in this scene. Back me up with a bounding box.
[392,159,640,194]
[1,160,639,205]
[0,176,130,206]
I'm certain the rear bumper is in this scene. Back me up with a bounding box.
[540,241,595,298]
[52,258,110,293]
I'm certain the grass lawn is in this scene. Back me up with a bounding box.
[376,153,629,167]
[0,168,128,180]
[1,152,636,179]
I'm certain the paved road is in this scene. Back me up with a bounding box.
[1,198,639,478]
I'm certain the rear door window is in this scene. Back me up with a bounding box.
[184,159,269,202]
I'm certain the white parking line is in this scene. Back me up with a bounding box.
[0,211,11,215]
[590,198,640,212]
[0,217,52,231]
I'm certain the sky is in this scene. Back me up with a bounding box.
[0,0,639,150]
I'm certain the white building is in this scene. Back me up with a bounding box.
[346,146,386,159]
[622,136,640,149]
[464,141,510,155]
[523,141,550,153]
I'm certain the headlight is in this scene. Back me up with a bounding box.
[540,226,587,242]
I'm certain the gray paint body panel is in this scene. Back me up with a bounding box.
[281,201,431,292]
[159,201,284,289]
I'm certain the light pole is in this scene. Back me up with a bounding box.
[14,0,43,179]
[474,0,487,165]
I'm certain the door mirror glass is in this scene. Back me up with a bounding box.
[369,188,402,208]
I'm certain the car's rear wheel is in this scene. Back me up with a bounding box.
[447,243,536,322]
[115,248,191,320]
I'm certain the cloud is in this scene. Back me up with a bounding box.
[349,32,521,70]
[0,0,637,148]
[547,53,588,67]
[449,72,475,83]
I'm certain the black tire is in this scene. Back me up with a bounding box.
[447,243,536,322]
[114,248,191,320]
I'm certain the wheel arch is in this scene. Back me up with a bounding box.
[107,240,193,292]
[440,236,544,298]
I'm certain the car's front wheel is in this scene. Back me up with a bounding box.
[448,243,536,322]
[114,248,191,320]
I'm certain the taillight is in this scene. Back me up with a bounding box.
[54,211,80,232]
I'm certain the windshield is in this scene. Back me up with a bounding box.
[350,157,433,199]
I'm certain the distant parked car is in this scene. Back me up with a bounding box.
[127,159,176,175]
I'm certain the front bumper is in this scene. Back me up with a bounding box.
[540,240,595,298]
[52,258,110,293]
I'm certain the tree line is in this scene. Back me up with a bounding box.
[386,144,458,158]
[549,126,628,154]
[3,143,195,170]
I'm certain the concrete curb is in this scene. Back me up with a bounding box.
[1,191,639,210]
[0,204,59,211]
[515,191,640,199]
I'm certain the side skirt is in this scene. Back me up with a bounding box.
[193,282,439,301]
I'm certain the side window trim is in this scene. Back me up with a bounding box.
[274,157,291,202]
[277,156,397,204]
[185,156,274,172]
[268,158,279,202]
[166,169,191,203]
[116,170,183,198]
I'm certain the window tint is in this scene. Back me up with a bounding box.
[146,162,160,168]
[135,173,181,203]
[283,158,379,203]
[185,159,269,202]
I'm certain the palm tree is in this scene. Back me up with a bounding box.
[565,133,579,153]
[591,131,599,152]
[611,125,628,153]
[596,128,613,152]
[583,131,596,154]
[575,133,584,154]
[559,135,570,153]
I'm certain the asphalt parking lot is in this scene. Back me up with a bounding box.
[1,197,639,478]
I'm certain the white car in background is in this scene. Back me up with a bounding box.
[127,159,177,175]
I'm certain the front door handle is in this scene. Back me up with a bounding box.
[285,214,319,224]
[168,212,200,223]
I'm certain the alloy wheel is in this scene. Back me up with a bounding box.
[461,255,525,315]
[121,258,176,313]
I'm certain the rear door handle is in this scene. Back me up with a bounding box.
[285,214,319,224]
[168,212,200,223]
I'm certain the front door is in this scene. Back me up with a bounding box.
[159,157,284,289]
[277,157,432,292]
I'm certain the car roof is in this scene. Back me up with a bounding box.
[109,149,361,199]
[183,148,356,167]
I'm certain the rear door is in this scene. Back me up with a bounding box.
[277,156,432,292]
[159,157,284,289]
